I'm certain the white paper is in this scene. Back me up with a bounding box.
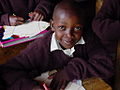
[3,21,50,39]
[34,71,86,90]
[65,80,86,90]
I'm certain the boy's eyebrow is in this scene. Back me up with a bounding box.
[58,21,68,24]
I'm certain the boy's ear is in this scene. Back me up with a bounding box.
[50,19,55,31]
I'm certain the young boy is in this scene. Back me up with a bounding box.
[2,0,114,90]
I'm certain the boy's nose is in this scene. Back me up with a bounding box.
[65,29,73,38]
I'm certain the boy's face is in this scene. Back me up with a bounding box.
[51,10,84,49]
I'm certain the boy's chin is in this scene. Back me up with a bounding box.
[62,45,74,49]
[60,43,74,49]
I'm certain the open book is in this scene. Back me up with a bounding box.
[0,21,50,48]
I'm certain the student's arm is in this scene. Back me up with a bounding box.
[0,12,10,25]
[0,13,24,26]
[92,0,120,40]
[0,3,10,25]
[0,14,8,25]
[1,39,49,90]
[50,33,114,90]
[0,8,24,26]
[33,0,60,21]
[65,38,114,81]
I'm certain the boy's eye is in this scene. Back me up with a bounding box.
[74,26,82,31]
[58,26,66,30]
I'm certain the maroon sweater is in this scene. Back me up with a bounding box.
[0,0,57,25]
[92,0,120,58]
[2,31,114,90]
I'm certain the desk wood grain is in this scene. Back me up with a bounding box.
[0,42,31,64]
[83,77,112,90]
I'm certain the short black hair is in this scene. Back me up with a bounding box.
[53,0,89,24]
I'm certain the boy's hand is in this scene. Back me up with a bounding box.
[9,15,24,26]
[50,70,70,90]
[29,11,44,21]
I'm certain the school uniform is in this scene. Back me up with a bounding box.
[0,0,56,25]
[2,30,114,90]
[0,65,6,90]
[92,0,120,59]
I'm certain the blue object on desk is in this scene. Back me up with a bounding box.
[0,33,3,41]
[0,26,4,41]
[2,37,14,41]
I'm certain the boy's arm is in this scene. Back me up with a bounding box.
[66,34,114,81]
[50,55,113,90]
[1,39,48,90]
[92,0,120,40]
[50,33,114,89]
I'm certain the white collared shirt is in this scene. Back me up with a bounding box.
[50,33,85,57]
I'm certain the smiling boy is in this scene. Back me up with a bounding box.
[2,0,114,90]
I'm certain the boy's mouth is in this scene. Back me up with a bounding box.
[64,39,74,46]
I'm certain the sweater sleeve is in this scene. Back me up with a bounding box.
[0,3,10,25]
[1,38,50,90]
[34,0,58,21]
[0,13,10,25]
[62,33,114,84]
[64,54,114,83]
[92,0,120,40]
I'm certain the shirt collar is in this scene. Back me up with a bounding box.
[50,33,85,56]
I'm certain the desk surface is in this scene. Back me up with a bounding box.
[0,41,31,64]
[83,77,112,90]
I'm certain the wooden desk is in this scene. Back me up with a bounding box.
[35,75,111,90]
[83,77,112,90]
[0,41,31,64]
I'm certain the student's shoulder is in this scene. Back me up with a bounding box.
[103,0,118,6]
